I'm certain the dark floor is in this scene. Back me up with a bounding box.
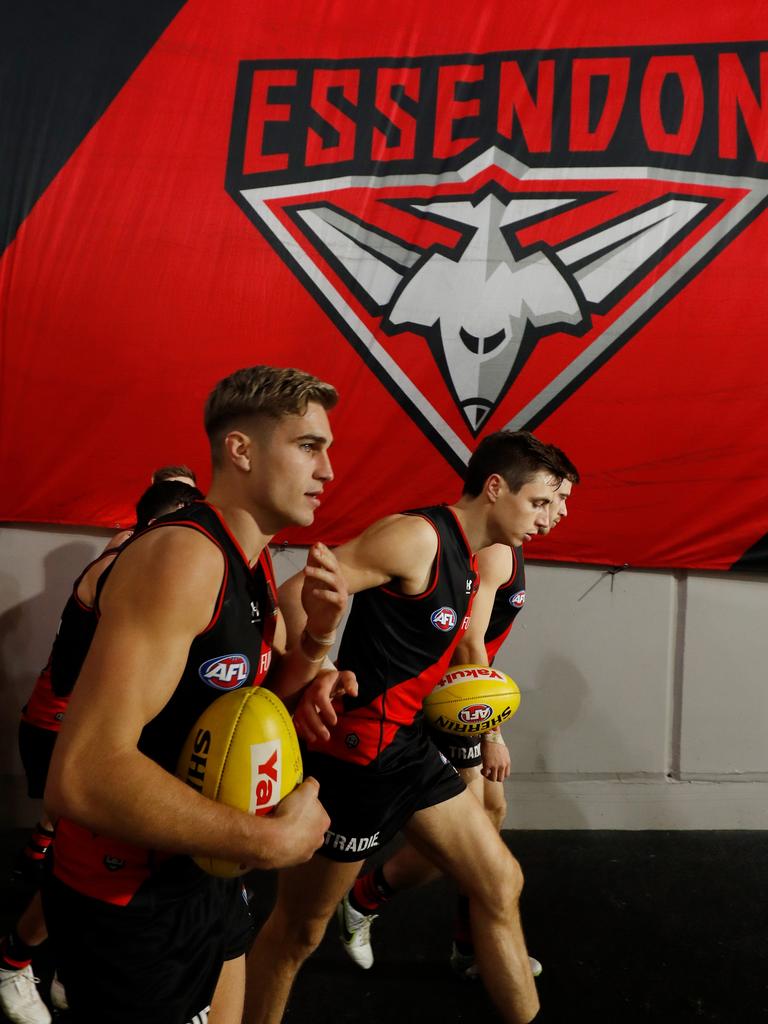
[2,829,767,1023]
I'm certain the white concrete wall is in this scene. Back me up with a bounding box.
[488,564,768,829]
[1,524,766,828]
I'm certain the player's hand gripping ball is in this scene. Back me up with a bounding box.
[423,664,521,736]
[177,687,303,877]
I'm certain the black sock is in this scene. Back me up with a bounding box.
[0,929,37,970]
[452,894,473,954]
[371,865,395,899]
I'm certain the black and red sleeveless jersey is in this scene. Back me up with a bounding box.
[310,505,477,767]
[484,545,526,664]
[23,547,118,730]
[53,501,277,906]
[47,548,119,699]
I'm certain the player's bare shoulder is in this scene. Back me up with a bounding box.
[476,543,515,588]
[372,512,439,564]
[333,511,440,594]
[100,524,226,634]
[380,511,441,593]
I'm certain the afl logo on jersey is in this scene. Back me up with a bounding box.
[431,606,458,631]
[509,590,526,609]
[199,654,251,690]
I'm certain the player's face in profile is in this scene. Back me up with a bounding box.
[256,402,334,529]
[493,470,552,545]
[538,478,573,536]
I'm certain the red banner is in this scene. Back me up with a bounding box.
[1,1,767,570]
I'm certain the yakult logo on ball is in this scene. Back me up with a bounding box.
[459,703,494,724]
[431,606,458,631]
[442,666,507,685]
[199,654,250,690]
[249,739,282,815]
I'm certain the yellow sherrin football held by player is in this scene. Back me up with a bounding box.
[177,687,303,877]
[422,664,521,736]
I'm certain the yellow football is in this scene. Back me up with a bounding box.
[423,664,521,736]
[177,686,303,877]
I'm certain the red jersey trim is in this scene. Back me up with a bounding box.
[260,544,278,603]
[205,501,258,573]
[443,505,474,561]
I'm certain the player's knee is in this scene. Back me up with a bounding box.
[272,903,330,962]
[479,846,524,913]
[498,844,524,894]
[462,833,523,914]
[484,789,507,831]
[293,916,328,958]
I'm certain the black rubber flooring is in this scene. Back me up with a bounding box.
[2,828,766,1023]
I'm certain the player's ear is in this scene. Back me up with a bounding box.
[223,430,252,471]
[485,473,504,502]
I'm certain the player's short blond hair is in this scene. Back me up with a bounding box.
[204,365,338,465]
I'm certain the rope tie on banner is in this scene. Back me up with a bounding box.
[577,564,630,601]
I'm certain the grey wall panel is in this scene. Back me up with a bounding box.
[491,564,676,775]
[680,573,768,777]
[0,525,107,780]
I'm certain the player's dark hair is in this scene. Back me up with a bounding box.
[151,464,197,485]
[548,442,580,485]
[204,365,338,466]
[462,430,578,496]
[134,480,203,532]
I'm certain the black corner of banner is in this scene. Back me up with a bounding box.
[730,533,768,573]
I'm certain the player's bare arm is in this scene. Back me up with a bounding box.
[453,544,513,667]
[275,517,439,741]
[75,550,118,607]
[269,541,352,697]
[333,513,441,595]
[480,727,511,781]
[267,543,357,742]
[451,544,515,780]
[46,527,327,870]
[100,529,133,552]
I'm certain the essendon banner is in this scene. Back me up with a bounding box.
[1,1,767,570]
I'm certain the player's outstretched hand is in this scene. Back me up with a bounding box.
[481,735,511,782]
[270,777,330,866]
[301,543,348,639]
[293,669,358,744]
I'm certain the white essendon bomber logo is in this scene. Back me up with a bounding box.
[227,44,768,471]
